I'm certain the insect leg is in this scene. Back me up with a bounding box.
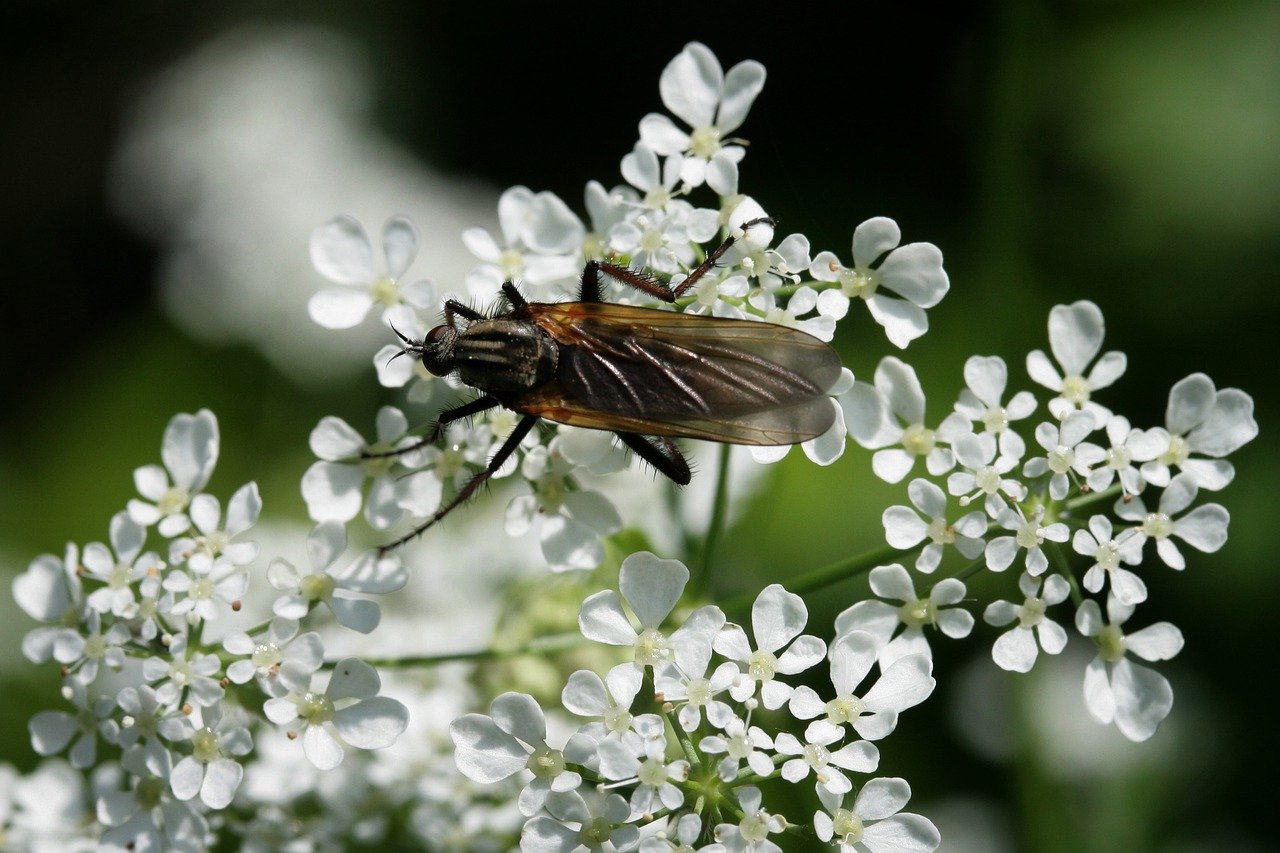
[615,432,692,486]
[378,414,540,554]
[444,299,485,326]
[581,260,676,303]
[500,282,529,311]
[360,396,500,460]
[671,216,777,298]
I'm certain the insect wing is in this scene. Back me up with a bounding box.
[522,303,842,445]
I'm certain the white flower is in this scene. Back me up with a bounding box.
[1026,301,1126,423]
[810,217,950,348]
[1087,416,1164,496]
[28,680,118,769]
[170,703,252,809]
[522,790,639,853]
[1075,597,1183,741]
[463,186,583,301]
[223,617,323,695]
[952,355,1036,435]
[308,214,435,329]
[882,479,987,573]
[561,665,643,742]
[578,552,724,673]
[1140,373,1258,491]
[983,573,1071,672]
[168,482,262,568]
[835,565,973,670]
[608,207,698,275]
[714,584,826,710]
[712,785,785,852]
[700,714,775,782]
[774,719,878,796]
[597,720,689,814]
[654,646,739,734]
[14,544,84,663]
[301,408,415,529]
[749,284,837,342]
[621,142,685,211]
[640,813,703,853]
[53,610,130,686]
[128,409,220,537]
[5,760,96,849]
[946,431,1027,516]
[788,632,936,741]
[506,444,622,571]
[450,692,583,817]
[814,778,940,852]
[842,357,968,483]
[162,557,248,625]
[114,684,190,780]
[264,658,409,770]
[1113,474,1229,570]
[1072,515,1146,604]
[1022,412,1106,500]
[638,42,765,191]
[96,761,209,853]
[141,632,224,707]
[984,505,1070,576]
[83,512,160,617]
[268,522,406,634]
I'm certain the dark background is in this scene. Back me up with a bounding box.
[1,2,1275,850]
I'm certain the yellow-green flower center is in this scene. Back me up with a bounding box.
[747,650,778,682]
[299,691,335,723]
[158,487,190,516]
[526,745,565,779]
[839,267,878,300]
[299,573,335,602]
[1161,434,1190,466]
[983,406,1010,433]
[833,808,864,843]
[1097,624,1126,663]
[825,694,866,725]
[370,275,400,306]
[689,126,722,159]
[634,628,672,667]
[901,424,936,457]
[1142,512,1174,540]
[192,727,221,762]
[1018,596,1047,628]
[1061,375,1091,405]
[251,641,283,669]
[898,597,937,628]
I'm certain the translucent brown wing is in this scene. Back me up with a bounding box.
[519,302,842,445]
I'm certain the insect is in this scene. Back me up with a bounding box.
[375,218,842,552]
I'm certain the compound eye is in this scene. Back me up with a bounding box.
[425,325,451,344]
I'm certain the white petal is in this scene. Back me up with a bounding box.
[328,595,380,633]
[381,216,418,280]
[866,294,930,349]
[1026,350,1063,391]
[852,217,901,266]
[300,463,363,523]
[716,59,767,133]
[579,591,638,646]
[310,215,374,284]
[327,657,381,700]
[619,552,688,629]
[450,714,527,783]
[333,696,409,749]
[855,776,912,820]
[1048,301,1105,376]
[877,242,948,308]
[169,755,204,801]
[1174,504,1229,552]
[751,584,807,653]
[308,288,374,329]
[491,692,547,747]
[200,757,243,809]
[1111,658,1173,742]
[660,42,723,129]
[992,627,1038,672]
[303,724,345,770]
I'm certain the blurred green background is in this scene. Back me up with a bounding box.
[0,1,1275,850]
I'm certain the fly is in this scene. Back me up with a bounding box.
[375,218,842,552]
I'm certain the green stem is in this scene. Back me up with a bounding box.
[720,543,912,615]
[951,557,988,584]
[1063,484,1122,515]
[694,443,733,596]
[1045,542,1084,608]
[331,631,584,669]
[665,708,702,771]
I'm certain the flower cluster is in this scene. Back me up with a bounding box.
[453,552,942,851]
[14,39,1259,852]
[12,410,411,849]
[850,299,1256,740]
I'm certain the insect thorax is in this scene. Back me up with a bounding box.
[454,318,559,394]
